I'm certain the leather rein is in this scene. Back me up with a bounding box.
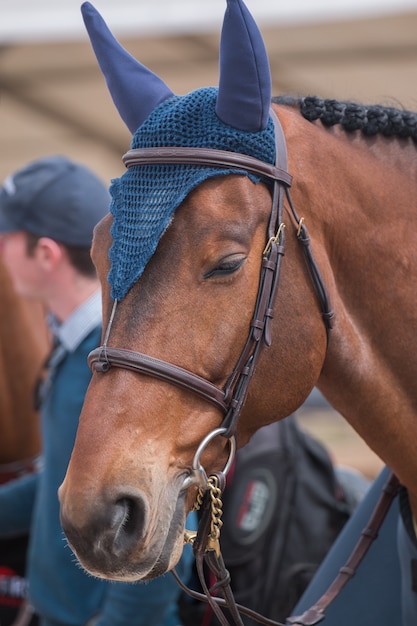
[87,112,399,625]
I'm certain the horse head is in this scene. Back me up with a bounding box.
[59,0,327,581]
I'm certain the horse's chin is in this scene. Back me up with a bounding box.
[80,530,185,582]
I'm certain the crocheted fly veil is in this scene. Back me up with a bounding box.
[81,0,276,301]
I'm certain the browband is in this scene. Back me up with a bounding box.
[122,146,293,187]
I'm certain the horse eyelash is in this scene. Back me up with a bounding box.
[203,257,246,279]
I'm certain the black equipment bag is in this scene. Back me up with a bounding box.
[179,415,352,625]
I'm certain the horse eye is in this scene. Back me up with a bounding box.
[204,255,246,279]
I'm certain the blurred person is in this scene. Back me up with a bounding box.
[0,155,196,626]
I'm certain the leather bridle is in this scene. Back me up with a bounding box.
[86,111,399,625]
[88,112,333,441]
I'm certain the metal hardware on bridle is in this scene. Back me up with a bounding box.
[182,427,236,490]
[182,429,233,579]
[182,472,247,626]
[184,473,224,555]
[176,469,289,626]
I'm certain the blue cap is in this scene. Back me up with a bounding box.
[0,155,110,246]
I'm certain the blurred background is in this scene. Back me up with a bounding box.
[2,0,416,478]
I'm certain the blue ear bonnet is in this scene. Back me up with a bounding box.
[108,87,276,301]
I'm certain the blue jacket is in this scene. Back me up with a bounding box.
[0,324,196,626]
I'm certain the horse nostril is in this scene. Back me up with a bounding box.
[110,492,149,555]
[114,496,146,538]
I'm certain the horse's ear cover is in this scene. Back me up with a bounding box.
[81,0,271,133]
[81,1,174,134]
[81,0,276,300]
[216,0,271,131]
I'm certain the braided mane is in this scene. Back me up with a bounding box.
[272,95,417,142]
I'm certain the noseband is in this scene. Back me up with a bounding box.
[88,111,333,446]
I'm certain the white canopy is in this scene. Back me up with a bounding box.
[2,0,417,42]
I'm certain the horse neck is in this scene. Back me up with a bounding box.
[281,107,417,248]
[345,127,417,179]
[0,263,49,465]
[279,107,417,464]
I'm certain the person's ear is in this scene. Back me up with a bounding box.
[34,237,64,269]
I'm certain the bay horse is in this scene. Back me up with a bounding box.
[59,0,417,608]
[0,257,49,625]
[0,258,48,474]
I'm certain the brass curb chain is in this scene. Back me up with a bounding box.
[184,475,223,556]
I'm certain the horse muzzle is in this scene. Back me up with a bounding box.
[59,481,187,581]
